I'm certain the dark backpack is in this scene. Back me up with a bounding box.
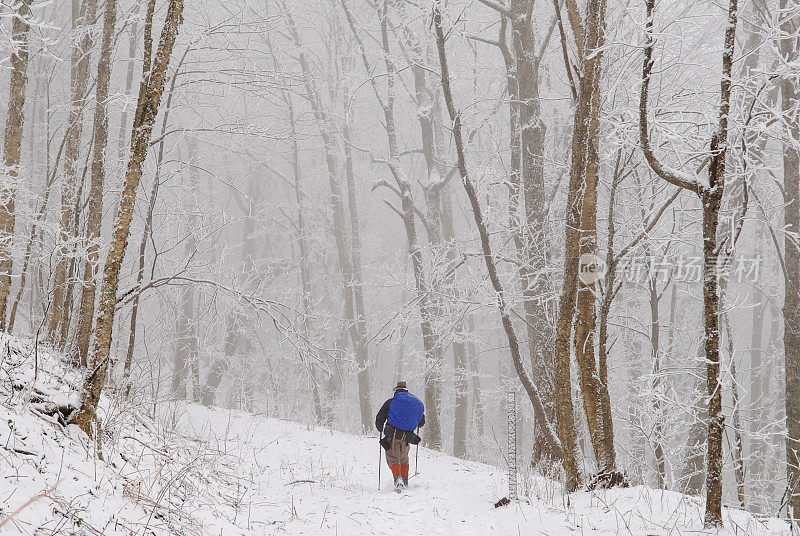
[387,391,424,432]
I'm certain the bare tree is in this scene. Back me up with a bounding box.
[284,6,372,431]
[433,0,566,486]
[639,0,739,524]
[474,0,560,464]
[339,0,444,447]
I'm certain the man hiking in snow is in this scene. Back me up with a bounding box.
[375,381,425,492]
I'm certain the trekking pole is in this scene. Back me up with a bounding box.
[378,440,382,490]
[414,426,420,476]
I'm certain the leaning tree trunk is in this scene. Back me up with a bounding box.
[73,0,184,436]
[433,0,565,481]
[75,0,120,367]
[122,44,185,391]
[0,0,34,331]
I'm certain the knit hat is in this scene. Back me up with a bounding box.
[394,381,407,392]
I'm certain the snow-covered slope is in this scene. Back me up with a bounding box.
[0,334,792,535]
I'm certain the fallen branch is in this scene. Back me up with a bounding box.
[1,444,39,457]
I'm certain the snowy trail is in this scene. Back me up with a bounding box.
[169,404,791,535]
[0,334,792,535]
[174,404,522,535]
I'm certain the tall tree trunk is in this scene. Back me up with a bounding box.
[700,105,726,530]
[284,89,323,422]
[0,0,34,331]
[171,141,199,399]
[75,0,119,366]
[779,0,800,516]
[569,0,617,477]
[552,45,590,495]
[723,309,746,508]
[6,68,42,334]
[286,11,367,427]
[58,158,91,350]
[407,43,450,452]
[468,315,484,439]
[49,0,98,346]
[73,0,184,436]
[622,285,646,485]
[508,0,560,464]
[552,0,611,485]
[749,231,767,494]
[8,165,59,334]
[170,290,190,398]
[441,181,468,459]
[237,178,260,413]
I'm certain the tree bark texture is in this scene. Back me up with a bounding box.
[779,0,800,516]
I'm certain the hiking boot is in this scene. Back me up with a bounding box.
[394,476,404,493]
[402,477,409,486]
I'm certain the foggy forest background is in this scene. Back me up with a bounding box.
[0,0,798,528]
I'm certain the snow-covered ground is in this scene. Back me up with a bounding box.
[0,334,793,535]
